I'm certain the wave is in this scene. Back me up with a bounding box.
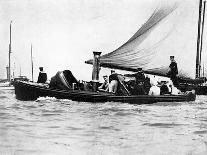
[143,122,186,128]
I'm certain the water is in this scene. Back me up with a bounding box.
[0,89,207,155]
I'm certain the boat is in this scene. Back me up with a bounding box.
[14,0,197,103]
[0,81,14,90]
[14,75,195,104]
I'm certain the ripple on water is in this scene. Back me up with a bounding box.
[193,130,207,134]
[143,122,186,128]
[66,126,84,131]
[0,96,8,99]
[1,90,207,154]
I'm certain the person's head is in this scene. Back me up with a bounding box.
[137,68,143,72]
[158,80,168,86]
[111,70,115,74]
[137,68,144,74]
[170,56,175,62]
[39,67,43,71]
[103,75,108,81]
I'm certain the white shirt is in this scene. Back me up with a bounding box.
[171,86,181,95]
[148,86,160,96]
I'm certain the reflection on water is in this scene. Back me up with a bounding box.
[0,89,207,154]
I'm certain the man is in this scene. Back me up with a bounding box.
[159,81,170,95]
[98,75,109,92]
[134,68,145,84]
[125,68,146,95]
[148,79,160,96]
[108,70,119,93]
[37,67,47,83]
[167,56,179,87]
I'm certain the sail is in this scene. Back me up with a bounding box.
[85,0,199,80]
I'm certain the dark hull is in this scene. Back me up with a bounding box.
[14,81,196,104]
[179,84,207,95]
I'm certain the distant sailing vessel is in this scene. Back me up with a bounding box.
[0,21,14,89]
[14,0,197,103]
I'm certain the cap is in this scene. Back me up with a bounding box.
[103,75,108,77]
[137,68,143,72]
[39,67,43,70]
[170,56,174,59]
[111,70,115,73]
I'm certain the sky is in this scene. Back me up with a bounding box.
[0,0,207,82]
[0,0,159,81]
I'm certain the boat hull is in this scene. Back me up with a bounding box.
[14,81,196,104]
[179,84,207,95]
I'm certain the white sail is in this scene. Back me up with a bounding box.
[86,0,202,80]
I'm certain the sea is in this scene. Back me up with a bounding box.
[0,89,207,155]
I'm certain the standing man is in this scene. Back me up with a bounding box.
[167,56,179,87]
[37,67,47,83]
[108,70,119,93]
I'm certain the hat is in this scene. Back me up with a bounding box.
[170,56,174,59]
[103,75,108,77]
[137,67,143,72]
[111,70,115,73]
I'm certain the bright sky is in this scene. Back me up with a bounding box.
[0,0,206,81]
[0,0,160,81]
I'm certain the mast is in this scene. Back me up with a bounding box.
[199,0,206,77]
[203,63,205,77]
[13,62,15,79]
[31,44,34,81]
[19,66,22,76]
[8,21,12,82]
[196,0,203,78]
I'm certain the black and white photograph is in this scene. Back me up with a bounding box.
[0,0,207,154]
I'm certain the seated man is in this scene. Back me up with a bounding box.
[108,70,119,93]
[148,79,160,96]
[167,81,182,95]
[134,68,145,84]
[159,81,170,95]
[37,67,47,83]
[98,75,109,92]
[143,75,151,94]
[124,68,146,95]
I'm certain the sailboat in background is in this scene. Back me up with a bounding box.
[85,0,207,94]
[0,21,14,89]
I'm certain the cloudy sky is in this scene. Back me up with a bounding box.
[0,0,206,81]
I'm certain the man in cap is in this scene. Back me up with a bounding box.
[98,75,109,92]
[167,56,179,87]
[125,68,146,95]
[134,68,145,84]
[108,70,119,93]
[37,67,47,83]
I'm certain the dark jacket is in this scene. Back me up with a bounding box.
[168,61,178,77]
[109,73,119,83]
[37,72,47,83]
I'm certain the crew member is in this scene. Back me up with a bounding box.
[167,56,179,87]
[37,67,47,83]
[133,68,146,95]
[124,68,146,95]
[148,79,160,96]
[98,75,109,92]
[108,70,119,93]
